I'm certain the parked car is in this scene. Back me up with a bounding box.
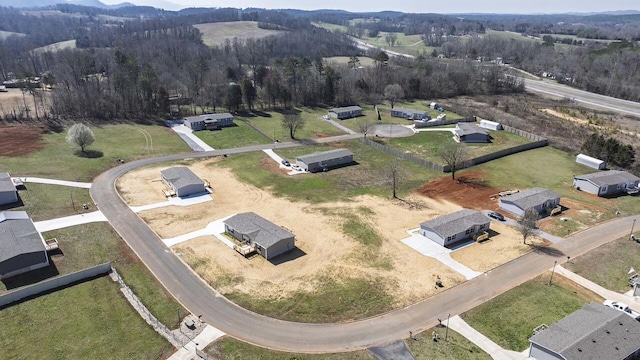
[487,212,505,221]
[604,300,640,320]
[291,164,302,171]
[281,159,290,167]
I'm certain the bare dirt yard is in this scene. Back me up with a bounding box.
[0,88,44,118]
[0,126,45,156]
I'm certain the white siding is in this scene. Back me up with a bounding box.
[576,154,606,170]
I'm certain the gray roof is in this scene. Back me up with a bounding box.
[529,303,640,360]
[420,209,490,238]
[160,167,204,189]
[574,170,640,187]
[329,106,362,113]
[0,211,45,263]
[203,113,233,122]
[296,149,354,165]
[500,187,560,210]
[455,122,489,136]
[224,212,294,248]
[0,172,16,193]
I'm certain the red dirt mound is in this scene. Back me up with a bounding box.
[416,171,502,210]
[0,127,45,156]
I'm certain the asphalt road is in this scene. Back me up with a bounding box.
[91,135,640,352]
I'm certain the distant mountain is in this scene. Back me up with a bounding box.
[0,0,176,10]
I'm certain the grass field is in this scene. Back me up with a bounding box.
[194,121,272,149]
[0,276,173,360]
[0,123,189,182]
[3,183,93,221]
[32,39,77,54]
[360,31,435,57]
[407,327,491,360]
[311,22,348,33]
[195,21,285,47]
[237,109,346,141]
[463,273,602,351]
[324,56,376,67]
[565,236,640,293]
[0,30,25,39]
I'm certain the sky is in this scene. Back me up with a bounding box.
[101,0,639,14]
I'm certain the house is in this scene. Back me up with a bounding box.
[160,167,206,197]
[0,172,18,206]
[576,154,606,170]
[499,187,561,217]
[0,211,49,279]
[183,113,234,131]
[479,119,503,131]
[390,108,430,120]
[224,212,295,260]
[573,170,640,197]
[328,106,363,120]
[528,303,640,360]
[454,123,490,143]
[296,149,354,173]
[419,209,491,247]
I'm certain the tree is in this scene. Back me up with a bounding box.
[225,84,243,113]
[517,208,540,244]
[384,32,398,47]
[356,118,372,137]
[66,123,95,154]
[384,159,407,199]
[281,112,305,140]
[439,142,470,180]
[241,78,257,110]
[384,84,404,109]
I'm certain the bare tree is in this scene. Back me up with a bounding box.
[356,118,372,137]
[384,159,407,199]
[66,123,95,154]
[517,208,540,245]
[384,83,404,109]
[438,141,470,180]
[281,112,305,140]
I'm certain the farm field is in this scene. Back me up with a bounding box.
[32,39,76,54]
[195,21,285,47]
[194,120,272,149]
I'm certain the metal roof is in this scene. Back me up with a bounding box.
[0,211,46,263]
[500,187,560,210]
[203,113,233,122]
[296,149,354,165]
[529,303,640,360]
[420,209,490,238]
[0,172,16,193]
[454,122,489,136]
[160,167,204,190]
[224,212,294,248]
[574,170,640,187]
[329,106,362,113]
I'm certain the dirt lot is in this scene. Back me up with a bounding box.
[0,126,45,156]
[118,160,540,307]
[0,88,45,118]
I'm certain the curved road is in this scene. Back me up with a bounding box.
[91,137,640,352]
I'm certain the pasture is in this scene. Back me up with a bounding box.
[195,21,285,47]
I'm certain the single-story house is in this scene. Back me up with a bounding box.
[479,119,503,131]
[0,172,18,206]
[183,113,234,130]
[499,187,561,217]
[390,108,430,120]
[576,153,606,170]
[328,106,363,120]
[160,167,206,197]
[573,170,640,197]
[454,123,490,143]
[224,212,295,260]
[0,211,49,279]
[419,209,491,247]
[296,148,354,173]
[528,303,640,360]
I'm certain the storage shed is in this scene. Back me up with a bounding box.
[419,209,490,247]
[0,172,18,206]
[328,106,363,120]
[576,153,606,170]
[479,119,503,131]
[160,167,206,197]
[224,212,295,260]
[573,170,640,197]
[499,187,561,217]
[0,211,49,279]
[296,149,354,173]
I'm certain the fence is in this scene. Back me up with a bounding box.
[0,262,112,307]
[414,115,476,128]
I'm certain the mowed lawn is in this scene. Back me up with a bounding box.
[194,121,272,149]
[239,109,346,141]
[338,103,463,133]
[0,123,189,182]
[407,327,491,360]
[194,21,284,47]
[0,276,173,360]
[4,183,93,221]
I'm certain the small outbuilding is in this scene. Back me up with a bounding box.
[499,187,561,217]
[575,153,606,170]
[390,108,430,120]
[160,167,206,197]
[0,211,49,279]
[0,172,18,206]
[479,119,503,131]
[573,170,640,197]
[454,123,490,143]
[328,106,363,120]
[296,149,354,173]
[224,212,295,260]
[419,209,491,247]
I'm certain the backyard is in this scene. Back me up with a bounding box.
[194,120,272,149]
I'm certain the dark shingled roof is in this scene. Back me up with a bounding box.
[420,209,490,238]
[500,187,560,210]
[574,170,640,187]
[0,172,16,193]
[160,167,204,189]
[224,212,294,248]
[296,149,354,165]
[329,106,362,113]
[0,211,45,263]
[529,303,640,360]
[455,122,489,136]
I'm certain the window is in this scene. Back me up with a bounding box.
[465,228,473,235]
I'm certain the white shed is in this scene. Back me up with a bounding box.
[479,119,502,130]
[429,102,439,109]
[576,154,606,170]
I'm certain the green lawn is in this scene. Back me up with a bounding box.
[3,183,93,221]
[239,109,346,141]
[407,327,491,360]
[360,32,436,57]
[0,123,190,182]
[194,21,284,47]
[311,22,348,33]
[463,273,603,351]
[194,121,272,149]
[0,276,173,360]
[565,236,640,293]
[338,103,463,133]
[205,337,375,360]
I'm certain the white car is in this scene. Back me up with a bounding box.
[603,300,640,320]
[291,164,302,171]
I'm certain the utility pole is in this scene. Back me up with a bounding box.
[549,260,558,285]
[69,191,75,212]
[445,313,450,341]
[630,219,636,240]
